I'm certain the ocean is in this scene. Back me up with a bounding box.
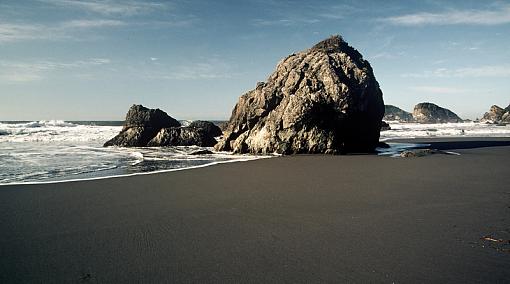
[1,120,509,185]
[0,120,260,185]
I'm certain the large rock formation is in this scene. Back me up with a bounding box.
[384,105,413,122]
[412,102,462,123]
[481,104,510,124]
[215,35,384,154]
[104,105,221,147]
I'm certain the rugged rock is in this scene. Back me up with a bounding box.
[384,105,413,122]
[147,125,219,147]
[189,149,214,155]
[215,35,384,154]
[104,105,221,147]
[380,121,391,131]
[188,121,223,138]
[481,104,510,124]
[412,102,462,123]
[123,104,180,129]
[400,149,454,157]
[104,105,181,147]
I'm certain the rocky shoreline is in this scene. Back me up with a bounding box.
[103,35,509,153]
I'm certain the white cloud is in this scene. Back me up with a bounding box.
[62,19,126,28]
[40,0,166,16]
[253,18,320,27]
[385,4,510,26]
[0,58,110,83]
[0,73,43,83]
[0,19,128,43]
[402,66,510,78]
[0,23,50,43]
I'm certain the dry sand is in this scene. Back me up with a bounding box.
[1,138,509,283]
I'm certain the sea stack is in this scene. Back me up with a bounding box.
[215,35,384,154]
[384,105,413,122]
[412,102,462,123]
[104,104,180,147]
[104,105,222,147]
[481,104,510,124]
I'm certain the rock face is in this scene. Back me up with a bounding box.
[147,121,221,147]
[384,105,413,122]
[188,120,223,138]
[215,35,384,154]
[412,102,462,123]
[104,105,221,147]
[481,104,510,124]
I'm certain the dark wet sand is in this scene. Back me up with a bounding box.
[1,138,509,283]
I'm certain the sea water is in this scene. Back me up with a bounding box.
[1,120,509,184]
[0,120,259,185]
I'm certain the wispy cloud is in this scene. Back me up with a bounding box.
[0,58,110,83]
[61,19,126,28]
[384,4,510,26]
[0,23,49,43]
[409,86,469,94]
[402,66,510,78]
[0,16,193,43]
[253,18,320,27]
[143,59,233,80]
[252,3,359,27]
[39,0,166,16]
[0,19,128,43]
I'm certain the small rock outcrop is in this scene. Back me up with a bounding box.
[412,102,462,123]
[384,105,413,122]
[380,121,391,131]
[147,122,221,147]
[188,121,223,138]
[215,35,384,154]
[104,105,221,147]
[481,104,510,124]
[104,105,180,147]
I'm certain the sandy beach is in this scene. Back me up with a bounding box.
[1,138,509,283]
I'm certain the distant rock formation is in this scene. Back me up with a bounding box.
[383,105,413,122]
[104,105,221,147]
[481,104,510,124]
[215,35,384,154]
[412,102,462,123]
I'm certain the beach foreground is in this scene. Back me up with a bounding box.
[1,138,509,283]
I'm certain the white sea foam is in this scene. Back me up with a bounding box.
[1,120,509,185]
[380,122,510,140]
[0,121,264,185]
[0,121,121,143]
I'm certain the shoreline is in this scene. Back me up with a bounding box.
[2,137,510,187]
[0,155,268,187]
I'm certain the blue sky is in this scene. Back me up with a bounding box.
[1,0,509,120]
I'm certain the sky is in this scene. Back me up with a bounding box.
[1,0,509,120]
